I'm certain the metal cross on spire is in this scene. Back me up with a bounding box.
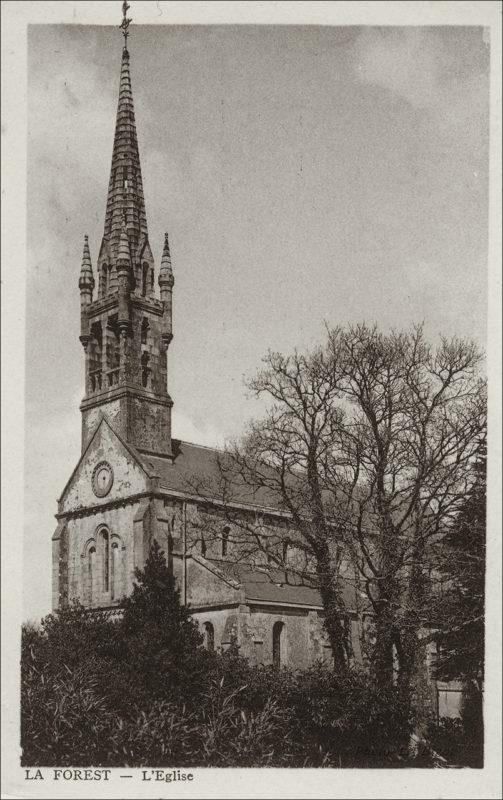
[119,1,132,48]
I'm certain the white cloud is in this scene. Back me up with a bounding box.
[354,28,443,110]
[353,28,488,157]
[172,408,226,449]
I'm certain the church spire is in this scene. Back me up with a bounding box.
[102,3,148,270]
[79,1,174,459]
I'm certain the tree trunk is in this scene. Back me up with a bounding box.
[395,628,418,723]
[371,529,401,694]
[314,540,349,672]
[397,530,428,727]
[372,601,395,692]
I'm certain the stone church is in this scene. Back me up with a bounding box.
[51,27,459,716]
[52,33,356,670]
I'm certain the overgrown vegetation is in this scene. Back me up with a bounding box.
[23,542,415,768]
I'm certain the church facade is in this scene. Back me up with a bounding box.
[52,35,356,670]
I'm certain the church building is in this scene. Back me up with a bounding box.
[52,22,360,670]
[52,19,458,723]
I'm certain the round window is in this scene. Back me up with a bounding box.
[92,461,114,497]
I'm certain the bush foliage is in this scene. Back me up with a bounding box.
[22,542,415,767]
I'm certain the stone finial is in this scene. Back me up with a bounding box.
[159,232,174,287]
[162,231,171,263]
[78,235,95,291]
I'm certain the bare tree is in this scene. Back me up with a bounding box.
[187,324,486,689]
[324,325,486,707]
[228,342,352,671]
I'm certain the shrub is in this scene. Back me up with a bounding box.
[117,540,214,708]
[21,543,412,767]
[426,716,483,768]
[210,655,411,767]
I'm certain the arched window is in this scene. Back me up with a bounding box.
[203,622,215,651]
[141,263,149,297]
[82,539,97,606]
[201,536,207,557]
[86,528,124,604]
[141,318,149,345]
[221,527,229,557]
[272,621,285,668]
[87,546,95,605]
[101,265,108,296]
[106,315,120,386]
[141,351,150,388]
[89,322,103,391]
[102,529,110,592]
[111,541,119,600]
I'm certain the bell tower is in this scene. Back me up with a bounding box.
[78,10,174,459]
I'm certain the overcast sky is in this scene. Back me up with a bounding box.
[24,22,489,620]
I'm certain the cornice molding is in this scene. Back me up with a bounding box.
[56,490,153,521]
[80,385,173,410]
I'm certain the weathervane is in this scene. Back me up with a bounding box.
[120,1,132,47]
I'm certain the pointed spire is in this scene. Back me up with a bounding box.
[159,232,174,288]
[79,235,94,290]
[160,232,172,269]
[102,14,148,268]
[159,232,174,344]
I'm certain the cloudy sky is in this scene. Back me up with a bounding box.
[24,20,489,620]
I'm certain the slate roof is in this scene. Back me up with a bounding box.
[140,439,287,512]
[137,439,362,613]
[205,560,358,612]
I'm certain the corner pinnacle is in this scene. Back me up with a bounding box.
[79,234,94,289]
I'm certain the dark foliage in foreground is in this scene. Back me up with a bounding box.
[426,717,484,769]
[21,542,447,768]
[21,637,410,767]
[433,449,486,768]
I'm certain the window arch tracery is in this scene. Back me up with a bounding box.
[88,526,125,604]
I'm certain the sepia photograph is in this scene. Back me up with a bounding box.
[2,0,501,797]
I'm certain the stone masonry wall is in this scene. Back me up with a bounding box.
[191,604,345,670]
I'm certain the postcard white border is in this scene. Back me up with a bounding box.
[2,2,501,798]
